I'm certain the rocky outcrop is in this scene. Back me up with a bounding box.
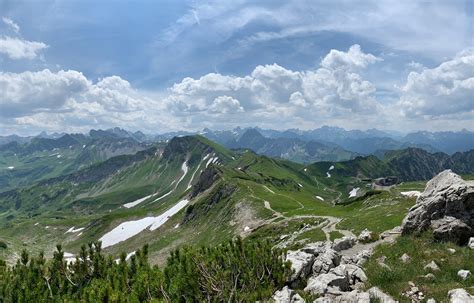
[285,250,315,284]
[448,288,474,303]
[190,166,220,198]
[368,287,397,303]
[401,170,474,245]
[272,286,304,303]
[332,236,356,251]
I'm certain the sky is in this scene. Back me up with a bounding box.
[0,0,473,136]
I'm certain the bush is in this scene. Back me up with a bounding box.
[0,238,290,302]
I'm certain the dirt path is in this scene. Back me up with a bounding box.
[263,200,355,243]
[262,198,401,260]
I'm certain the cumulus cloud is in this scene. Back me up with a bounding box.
[0,17,48,60]
[167,44,381,124]
[0,36,48,59]
[397,49,474,117]
[2,17,20,33]
[209,96,244,114]
[0,69,171,134]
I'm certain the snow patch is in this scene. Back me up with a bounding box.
[114,251,136,264]
[329,165,334,171]
[298,183,303,188]
[65,226,85,234]
[100,199,189,248]
[401,191,421,198]
[174,223,180,229]
[64,252,76,264]
[304,168,307,172]
[123,194,156,208]
[7,166,14,170]
[243,226,250,232]
[153,191,173,202]
[175,161,189,188]
[316,196,324,201]
[349,187,360,198]
[326,172,331,178]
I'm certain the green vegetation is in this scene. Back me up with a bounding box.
[364,232,474,302]
[0,238,290,302]
[329,230,344,241]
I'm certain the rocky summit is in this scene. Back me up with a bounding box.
[402,170,474,245]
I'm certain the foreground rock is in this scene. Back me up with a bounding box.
[448,288,474,303]
[272,286,304,303]
[285,250,315,283]
[401,170,474,245]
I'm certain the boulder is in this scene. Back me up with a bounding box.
[427,298,436,303]
[401,170,474,245]
[341,249,372,266]
[302,241,329,255]
[367,287,397,303]
[330,264,367,284]
[357,229,374,242]
[312,248,340,275]
[332,236,356,252]
[424,261,440,272]
[314,290,370,303]
[286,250,315,282]
[457,269,471,280]
[272,286,305,303]
[448,288,474,303]
[400,253,411,263]
[431,217,472,243]
[304,272,349,295]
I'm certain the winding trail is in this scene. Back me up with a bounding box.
[262,199,356,243]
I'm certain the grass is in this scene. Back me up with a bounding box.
[329,230,344,241]
[364,232,474,302]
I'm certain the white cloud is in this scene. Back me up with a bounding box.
[2,17,20,33]
[0,36,48,59]
[321,45,382,71]
[209,96,244,114]
[0,69,171,134]
[162,1,472,60]
[397,49,474,118]
[166,44,382,127]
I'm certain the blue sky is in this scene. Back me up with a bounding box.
[0,0,473,135]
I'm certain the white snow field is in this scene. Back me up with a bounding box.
[100,199,189,248]
[349,187,360,198]
[401,191,421,198]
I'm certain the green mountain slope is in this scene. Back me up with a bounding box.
[0,136,473,269]
[0,134,149,192]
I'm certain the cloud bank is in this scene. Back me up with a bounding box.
[0,42,472,135]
